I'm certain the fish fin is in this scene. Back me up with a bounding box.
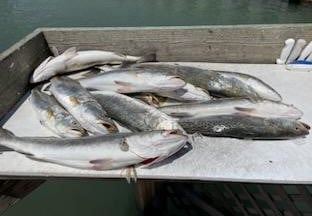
[114,81,133,92]
[234,107,256,114]
[62,47,78,59]
[246,96,262,103]
[51,46,60,56]
[120,166,137,183]
[168,112,193,118]
[26,155,103,170]
[136,51,157,63]
[90,159,113,170]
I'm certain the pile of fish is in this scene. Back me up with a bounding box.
[0,47,309,173]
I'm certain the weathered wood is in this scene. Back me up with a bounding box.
[135,180,162,215]
[0,30,51,214]
[42,24,312,64]
[0,30,51,121]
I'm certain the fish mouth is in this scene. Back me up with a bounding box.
[296,121,310,134]
[69,128,87,136]
[98,121,118,133]
[299,121,311,130]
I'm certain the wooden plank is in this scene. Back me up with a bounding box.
[42,24,312,64]
[0,30,50,213]
[240,184,265,216]
[275,185,301,216]
[0,29,51,121]
[256,185,283,216]
[135,180,161,215]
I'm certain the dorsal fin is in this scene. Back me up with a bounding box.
[62,47,78,59]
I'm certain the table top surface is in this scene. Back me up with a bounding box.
[1,62,311,183]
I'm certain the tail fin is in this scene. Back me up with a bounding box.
[120,51,157,68]
[136,51,157,63]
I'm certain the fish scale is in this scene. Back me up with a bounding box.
[50,77,118,135]
[179,115,309,139]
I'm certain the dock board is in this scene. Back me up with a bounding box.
[1,62,312,183]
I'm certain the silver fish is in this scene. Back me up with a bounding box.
[30,47,150,83]
[0,128,187,170]
[79,68,186,93]
[92,91,185,133]
[179,115,310,139]
[159,98,303,119]
[66,68,102,80]
[157,83,212,102]
[30,89,86,137]
[134,64,282,101]
[50,77,118,135]
[133,93,184,107]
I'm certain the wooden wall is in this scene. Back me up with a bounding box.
[43,24,312,64]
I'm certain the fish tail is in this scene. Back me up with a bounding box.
[120,51,157,68]
[136,51,157,63]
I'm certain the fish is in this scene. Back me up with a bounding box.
[66,67,102,80]
[159,98,303,119]
[178,115,310,139]
[157,83,212,102]
[0,128,187,170]
[30,89,86,137]
[79,68,186,94]
[30,47,155,83]
[92,91,185,133]
[132,93,187,107]
[134,63,282,101]
[50,77,118,135]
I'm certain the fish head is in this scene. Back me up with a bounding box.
[282,120,310,137]
[30,56,67,83]
[125,130,188,166]
[242,75,282,101]
[82,104,118,134]
[55,116,86,137]
[50,77,80,99]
